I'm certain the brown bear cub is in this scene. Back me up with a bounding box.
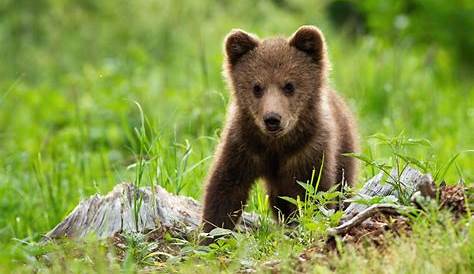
[202,26,359,234]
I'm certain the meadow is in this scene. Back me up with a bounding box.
[0,0,473,273]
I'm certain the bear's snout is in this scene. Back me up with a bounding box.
[263,112,282,133]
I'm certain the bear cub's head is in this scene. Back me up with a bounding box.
[224,26,329,138]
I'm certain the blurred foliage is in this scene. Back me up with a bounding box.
[354,0,474,70]
[1,0,472,85]
[0,0,472,259]
[0,0,473,272]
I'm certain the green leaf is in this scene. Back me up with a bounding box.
[322,192,340,201]
[405,138,432,147]
[394,152,428,172]
[343,152,374,165]
[369,133,391,144]
[279,196,298,206]
[208,227,233,238]
[352,195,385,206]
[296,181,314,194]
[329,210,344,225]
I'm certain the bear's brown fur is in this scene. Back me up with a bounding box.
[202,26,359,233]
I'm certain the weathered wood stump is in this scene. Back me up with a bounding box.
[43,184,259,241]
[44,167,433,241]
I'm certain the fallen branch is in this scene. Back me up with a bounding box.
[327,204,405,236]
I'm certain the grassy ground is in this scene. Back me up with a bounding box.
[0,1,473,273]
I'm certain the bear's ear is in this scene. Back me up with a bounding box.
[224,29,259,66]
[289,26,326,63]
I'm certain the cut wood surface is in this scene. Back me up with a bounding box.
[44,166,432,241]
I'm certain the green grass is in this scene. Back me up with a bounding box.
[0,0,473,273]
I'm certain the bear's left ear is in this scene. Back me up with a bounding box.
[225,29,259,66]
[289,26,326,64]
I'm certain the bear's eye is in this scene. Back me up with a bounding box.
[283,82,295,95]
[253,84,264,98]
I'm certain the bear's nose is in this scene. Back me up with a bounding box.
[263,113,282,132]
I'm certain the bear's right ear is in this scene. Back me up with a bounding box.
[224,29,259,66]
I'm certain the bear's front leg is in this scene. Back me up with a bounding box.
[202,141,256,234]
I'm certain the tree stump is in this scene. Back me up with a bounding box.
[43,184,259,241]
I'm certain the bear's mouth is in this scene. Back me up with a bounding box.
[266,128,283,136]
[257,118,291,138]
[263,122,289,138]
[265,124,282,133]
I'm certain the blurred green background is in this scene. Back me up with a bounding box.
[0,0,473,260]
